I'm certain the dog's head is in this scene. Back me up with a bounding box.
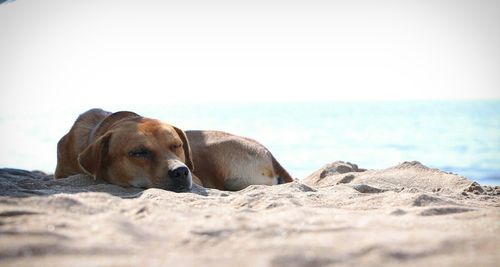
[78,113,194,192]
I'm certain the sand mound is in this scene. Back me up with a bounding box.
[0,162,499,267]
[303,161,478,194]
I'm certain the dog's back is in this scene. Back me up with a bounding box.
[55,109,110,178]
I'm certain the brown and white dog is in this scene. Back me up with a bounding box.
[55,109,293,192]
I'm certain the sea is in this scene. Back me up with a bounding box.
[1,100,499,185]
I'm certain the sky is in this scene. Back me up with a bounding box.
[0,0,499,111]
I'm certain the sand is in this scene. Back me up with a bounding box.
[0,161,499,267]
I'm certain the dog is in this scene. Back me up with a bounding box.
[55,109,293,192]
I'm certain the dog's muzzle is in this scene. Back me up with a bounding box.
[168,166,192,192]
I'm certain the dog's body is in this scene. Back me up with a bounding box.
[55,109,293,192]
[186,130,293,191]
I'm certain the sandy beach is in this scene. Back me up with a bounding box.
[0,161,499,267]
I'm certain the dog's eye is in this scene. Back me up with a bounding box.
[128,148,151,158]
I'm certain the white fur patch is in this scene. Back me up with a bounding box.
[224,174,275,191]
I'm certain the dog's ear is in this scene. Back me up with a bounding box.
[173,126,194,171]
[78,132,112,179]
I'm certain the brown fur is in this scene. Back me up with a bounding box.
[186,130,294,191]
[55,109,194,192]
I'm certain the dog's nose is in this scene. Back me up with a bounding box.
[168,166,189,180]
[167,166,191,193]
